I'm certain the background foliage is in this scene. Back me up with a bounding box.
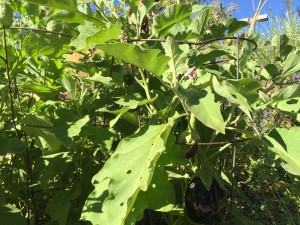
[0,0,299,225]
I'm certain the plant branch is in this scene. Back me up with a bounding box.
[2,26,18,137]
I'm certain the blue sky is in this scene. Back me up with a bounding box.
[219,0,297,19]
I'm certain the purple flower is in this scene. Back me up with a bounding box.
[186,67,196,80]
[263,109,269,118]
[59,92,68,101]
[293,73,300,81]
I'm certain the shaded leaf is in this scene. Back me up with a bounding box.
[46,184,81,225]
[227,78,261,104]
[0,205,26,225]
[52,109,90,147]
[0,138,27,155]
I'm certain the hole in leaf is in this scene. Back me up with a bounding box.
[126,170,131,174]
[120,202,124,206]
[287,99,298,104]
[140,177,142,180]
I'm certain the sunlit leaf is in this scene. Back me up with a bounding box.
[212,76,252,118]
[265,127,300,176]
[95,43,170,75]
[153,4,192,36]
[81,124,172,225]
[24,0,78,11]
[282,50,300,78]
[178,86,225,134]
[20,114,62,154]
[164,37,188,82]
[70,21,99,50]
[87,22,122,45]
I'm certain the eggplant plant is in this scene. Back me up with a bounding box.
[0,0,299,225]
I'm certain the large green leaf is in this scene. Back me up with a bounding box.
[95,43,170,75]
[178,86,225,134]
[0,205,26,225]
[23,31,72,58]
[164,37,188,83]
[20,114,62,154]
[153,4,192,36]
[20,81,63,100]
[265,127,300,176]
[0,138,27,155]
[24,0,78,11]
[81,123,172,225]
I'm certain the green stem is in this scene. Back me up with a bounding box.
[139,68,158,113]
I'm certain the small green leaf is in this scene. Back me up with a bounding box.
[95,43,170,75]
[270,84,300,105]
[164,37,188,83]
[82,72,113,88]
[0,138,27,155]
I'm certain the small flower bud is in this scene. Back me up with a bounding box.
[59,92,68,101]
[186,67,196,80]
